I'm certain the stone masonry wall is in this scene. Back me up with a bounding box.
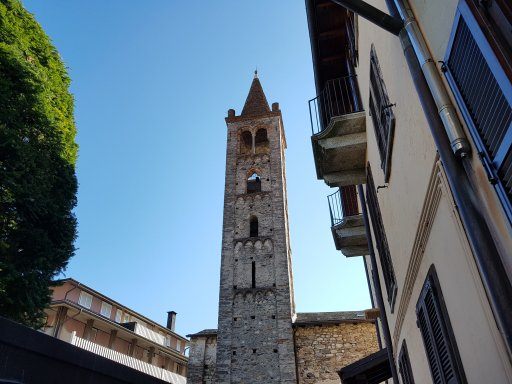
[216,106,297,383]
[187,335,217,384]
[294,322,379,384]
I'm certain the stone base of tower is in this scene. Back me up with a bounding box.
[187,311,379,384]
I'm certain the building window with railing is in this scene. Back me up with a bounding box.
[369,44,395,182]
[444,0,512,222]
[327,185,359,226]
[309,75,363,134]
[366,164,397,311]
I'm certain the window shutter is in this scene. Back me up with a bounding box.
[369,44,395,182]
[366,164,397,310]
[416,267,466,384]
[445,2,512,221]
[398,340,415,384]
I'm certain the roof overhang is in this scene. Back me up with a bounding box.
[338,348,392,384]
[305,0,350,94]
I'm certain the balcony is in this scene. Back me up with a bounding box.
[327,186,368,257]
[70,332,187,384]
[310,76,366,187]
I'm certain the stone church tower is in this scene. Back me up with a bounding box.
[214,73,297,383]
[186,74,379,384]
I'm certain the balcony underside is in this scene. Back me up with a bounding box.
[312,112,366,187]
[331,214,369,257]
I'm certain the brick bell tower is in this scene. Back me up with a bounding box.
[215,72,297,383]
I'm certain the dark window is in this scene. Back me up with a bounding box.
[251,261,256,288]
[240,130,252,154]
[255,128,269,153]
[444,1,512,223]
[398,340,415,384]
[416,266,466,384]
[369,44,395,182]
[250,216,258,237]
[247,172,261,194]
[366,164,397,310]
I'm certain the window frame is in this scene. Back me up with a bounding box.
[368,44,396,182]
[416,265,467,384]
[100,301,112,318]
[366,164,397,311]
[78,291,93,309]
[398,340,415,384]
[444,0,512,222]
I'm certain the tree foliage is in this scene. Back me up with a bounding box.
[0,0,78,328]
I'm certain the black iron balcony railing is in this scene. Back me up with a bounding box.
[309,75,363,135]
[327,185,359,226]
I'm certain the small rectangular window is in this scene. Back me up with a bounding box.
[250,217,258,237]
[369,44,395,182]
[100,301,112,318]
[78,291,93,309]
[176,339,181,352]
[115,309,122,323]
[398,340,415,384]
[366,164,397,310]
[416,266,466,384]
[251,261,256,288]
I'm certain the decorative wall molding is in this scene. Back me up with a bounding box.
[393,157,446,346]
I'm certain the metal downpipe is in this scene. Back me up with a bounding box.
[392,0,470,157]
[358,185,399,383]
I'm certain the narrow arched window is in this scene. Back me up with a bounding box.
[247,172,261,194]
[250,216,258,237]
[240,131,252,154]
[255,128,269,153]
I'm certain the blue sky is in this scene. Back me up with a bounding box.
[22,1,371,337]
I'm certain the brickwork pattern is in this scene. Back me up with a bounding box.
[241,77,270,116]
[294,322,379,384]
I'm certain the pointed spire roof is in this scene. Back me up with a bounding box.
[241,70,270,116]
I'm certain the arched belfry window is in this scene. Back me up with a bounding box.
[255,128,269,154]
[240,131,252,155]
[247,172,261,194]
[250,216,258,237]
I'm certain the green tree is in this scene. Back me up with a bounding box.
[0,0,78,328]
